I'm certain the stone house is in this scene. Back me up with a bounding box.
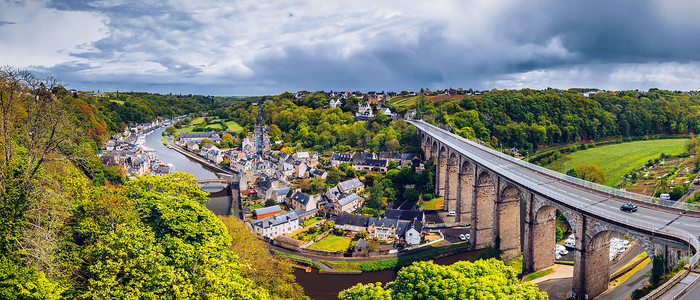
[338,178,365,194]
[333,194,364,215]
[287,190,318,211]
[335,213,370,232]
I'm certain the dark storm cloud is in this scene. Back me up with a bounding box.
[9,0,700,95]
[526,0,700,63]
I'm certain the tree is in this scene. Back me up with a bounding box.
[264,199,277,207]
[356,230,368,239]
[339,260,546,300]
[403,188,420,202]
[670,185,688,200]
[0,67,75,258]
[339,282,391,300]
[573,163,606,184]
[165,126,177,136]
[650,255,665,287]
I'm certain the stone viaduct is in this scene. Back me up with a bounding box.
[412,120,698,300]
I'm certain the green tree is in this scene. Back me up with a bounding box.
[339,282,391,300]
[264,199,277,207]
[573,163,606,184]
[356,230,368,239]
[339,260,546,300]
[165,126,177,136]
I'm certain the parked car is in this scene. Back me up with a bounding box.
[465,233,470,241]
[694,179,700,185]
[556,244,568,255]
[620,203,638,212]
[459,234,467,241]
[564,239,576,249]
[448,211,456,216]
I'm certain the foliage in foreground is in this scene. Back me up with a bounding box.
[338,260,547,300]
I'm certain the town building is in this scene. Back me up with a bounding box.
[250,210,299,239]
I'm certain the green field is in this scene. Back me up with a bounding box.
[109,99,124,105]
[546,139,687,186]
[225,120,243,132]
[388,95,420,108]
[176,117,243,134]
[308,235,353,252]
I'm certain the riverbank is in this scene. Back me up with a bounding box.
[165,137,235,175]
[273,241,472,273]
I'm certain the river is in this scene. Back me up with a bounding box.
[144,126,483,299]
[144,127,232,215]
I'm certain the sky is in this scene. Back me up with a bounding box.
[2,0,700,96]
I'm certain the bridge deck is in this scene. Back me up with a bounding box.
[411,120,700,256]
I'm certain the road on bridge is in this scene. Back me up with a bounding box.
[409,120,700,247]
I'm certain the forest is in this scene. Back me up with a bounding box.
[388,89,700,154]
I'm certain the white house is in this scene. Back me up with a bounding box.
[250,211,300,239]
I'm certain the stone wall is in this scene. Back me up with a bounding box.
[532,206,556,272]
[445,161,458,212]
[437,149,447,197]
[475,172,495,249]
[498,186,521,261]
[458,163,474,225]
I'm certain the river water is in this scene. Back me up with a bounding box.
[144,127,231,215]
[144,126,484,299]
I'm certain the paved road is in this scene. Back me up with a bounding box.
[410,120,700,250]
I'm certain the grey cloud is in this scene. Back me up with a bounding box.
[0,21,17,26]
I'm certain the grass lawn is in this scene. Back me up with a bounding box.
[422,197,444,210]
[308,235,354,252]
[321,241,471,273]
[225,120,243,132]
[109,99,124,105]
[546,139,687,186]
[302,217,322,227]
[523,268,554,282]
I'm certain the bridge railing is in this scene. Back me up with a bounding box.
[413,120,700,212]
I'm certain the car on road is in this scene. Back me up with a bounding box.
[694,179,700,185]
[620,203,638,212]
[459,234,466,241]
[448,211,456,216]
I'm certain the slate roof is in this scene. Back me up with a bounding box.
[355,238,368,249]
[368,217,399,228]
[338,178,363,192]
[253,205,282,216]
[290,191,311,206]
[273,187,291,197]
[362,159,388,167]
[336,213,370,227]
[331,153,353,162]
[327,186,343,199]
[352,153,375,164]
[252,210,298,229]
[338,194,360,207]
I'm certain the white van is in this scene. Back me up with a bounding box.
[448,211,456,216]
[660,193,671,200]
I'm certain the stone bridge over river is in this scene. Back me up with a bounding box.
[410,119,700,299]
